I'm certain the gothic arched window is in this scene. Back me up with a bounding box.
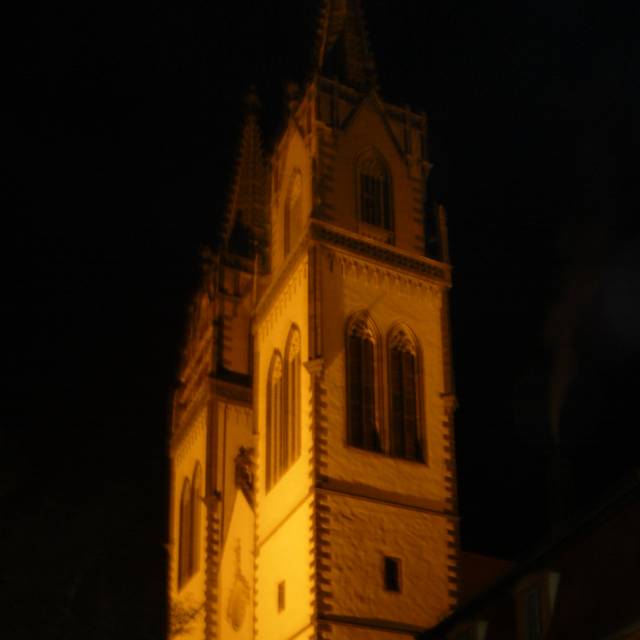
[388,326,423,461]
[266,351,284,490]
[177,463,202,589]
[284,326,302,468]
[266,328,302,491]
[178,478,192,588]
[346,312,381,452]
[191,464,201,575]
[284,170,302,256]
[357,151,392,230]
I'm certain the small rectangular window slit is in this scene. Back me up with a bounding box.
[277,580,286,612]
[384,556,401,592]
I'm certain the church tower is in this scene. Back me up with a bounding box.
[168,2,459,638]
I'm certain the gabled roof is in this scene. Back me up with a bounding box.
[314,0,378,91]
[219,91,267,257]
[418,469,640,638]
[340,90,405,158]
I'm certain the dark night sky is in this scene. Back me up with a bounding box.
[5,1,640,637]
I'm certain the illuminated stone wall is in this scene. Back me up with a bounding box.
[254,255,315,639]
[168,17,458,637]
[269,110,315,274]
[320,492,454,628]
[218,493,254,640]
[319,246,449,502]
[315,82,428,256]
[169,407,208,640]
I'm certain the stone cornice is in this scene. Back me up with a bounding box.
[317,476,457,519]
[319,613,424,635]
[322,247,443,308]
[211,376,252,407]
[310,220,451,286]
[254,220,449,332]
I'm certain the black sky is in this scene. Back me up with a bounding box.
[5,1,640,637]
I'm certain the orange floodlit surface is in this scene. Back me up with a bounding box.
[167,2,458,637]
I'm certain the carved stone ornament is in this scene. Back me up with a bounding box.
[234,447,255,507]
[226,540,250,631]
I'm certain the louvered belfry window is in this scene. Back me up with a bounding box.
[359,154,391,230]
[347,314,380,452]
[389,328,421,461]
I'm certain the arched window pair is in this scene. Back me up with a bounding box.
[357,150,392,231]
[266,326,302,490]
[346,313,423,461]
[178,463,201,588]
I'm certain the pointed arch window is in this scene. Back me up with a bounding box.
[284,326,302,468]
[177,462,202,589]
[191,464,201,575]
[266,352,283,490]
[266,326,302,491]
[178,478,192,588]
[284,170,302,256]
[357,151,392,231]
[346,312,381,452]
[388,327,423,461]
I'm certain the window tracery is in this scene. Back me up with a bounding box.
[177,462,202,589]
[266,326,302,491]
[284,326,302,468]
[346,312,381,452]
[266,352,283,490]
[345,316,424,461]
[265,325,303,490]
[357,150,392,231]
[191,464,201,574]
[388,326,422,461]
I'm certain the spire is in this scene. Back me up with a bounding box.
[220,87,267,260]
[315,0,378,91]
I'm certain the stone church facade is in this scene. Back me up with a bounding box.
[168,2,459,638]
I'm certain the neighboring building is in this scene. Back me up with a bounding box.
[167,1,458,638]
[420,471,640,640]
